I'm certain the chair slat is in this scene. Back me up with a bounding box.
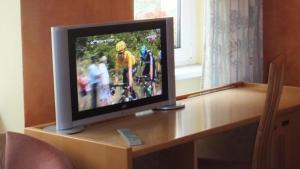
[252,61,285,169]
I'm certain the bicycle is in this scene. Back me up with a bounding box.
[135,75,156,97]
[110,82,138,103]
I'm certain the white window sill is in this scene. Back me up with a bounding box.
[175,64,202,81]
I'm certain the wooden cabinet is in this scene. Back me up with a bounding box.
[272,111,300,169]
[25,123,197,169]
[24,84,300,169]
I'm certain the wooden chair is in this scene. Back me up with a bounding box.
[198,60,285,169]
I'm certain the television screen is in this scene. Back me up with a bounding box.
[51,18,175,132]
[75,29,163,112]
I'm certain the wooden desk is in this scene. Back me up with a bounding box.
[25,83,300,169]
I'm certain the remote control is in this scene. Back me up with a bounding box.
[117,128,143,146]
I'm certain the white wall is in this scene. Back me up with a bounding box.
[0,0,24,132]
[176,77,202,96]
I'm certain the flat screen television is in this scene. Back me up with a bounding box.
[51,18,177,133]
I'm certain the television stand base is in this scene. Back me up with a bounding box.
[43,125,85,134]
[153,101,185,111]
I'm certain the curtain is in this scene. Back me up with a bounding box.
[202,0,263,88]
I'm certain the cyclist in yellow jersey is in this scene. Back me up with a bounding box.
[115,41,137,88]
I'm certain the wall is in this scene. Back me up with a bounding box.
[195,0,205,64]
[264,0,300,85]
[176,78,202,96]
[0,0,24,132]
[21,0,133,127]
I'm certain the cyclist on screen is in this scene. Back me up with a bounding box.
[114,41,137,99]
[140,45,157,96]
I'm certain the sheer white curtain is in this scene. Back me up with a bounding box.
[202,0,263,88]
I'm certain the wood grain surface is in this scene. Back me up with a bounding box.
[21,0,133,127]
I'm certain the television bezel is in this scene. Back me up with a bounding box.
[51,18,175,131]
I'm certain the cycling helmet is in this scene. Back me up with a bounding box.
[116,41,126,52]
[140,45,148,59]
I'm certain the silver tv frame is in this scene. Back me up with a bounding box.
[51,18,176,133]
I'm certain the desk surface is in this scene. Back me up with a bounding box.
[26,83,300,158]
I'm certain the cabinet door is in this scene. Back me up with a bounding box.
[272,114,289,169]
[273,111,300,169]
[285,111,300,169]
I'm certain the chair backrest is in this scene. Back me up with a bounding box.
[252,59,285,169]
[3,132,74,169]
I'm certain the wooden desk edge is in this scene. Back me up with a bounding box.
[25,126,129,150]
[25,127,132,169]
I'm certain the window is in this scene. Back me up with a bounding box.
[134,0,205,95]
[134,0,204,67]
[134,0,181,48]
